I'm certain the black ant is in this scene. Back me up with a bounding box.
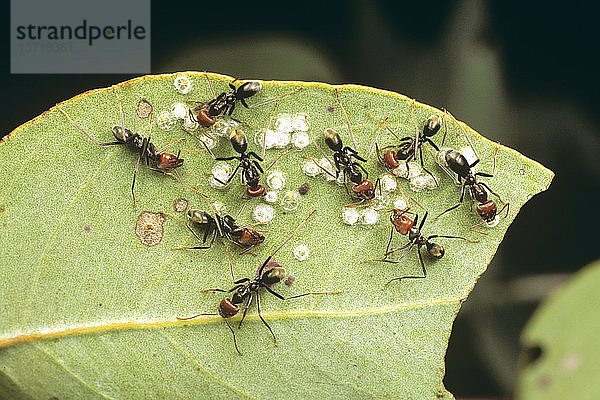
[177,210,340,355]
[202,104,290,199]
[433,112,509,232]
[370,100,441,185]
[189,74,302,127]
[56,89,184,208]
[303,90,379,205]
[164,189,265,263]
[364,209,476,288]
[434,148,509,232]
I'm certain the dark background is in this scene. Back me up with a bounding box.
[2,1,599,397]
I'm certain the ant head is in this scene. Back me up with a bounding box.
[157,153,184,170]
[237,81,262,99]
[238,229,265,246]
[392,212,414,235]
[112,125,133,142]
[194,108,216,127]
[426,242,445,259]
[324,128,343,152]
[188,209,210,225]
[229,128,248,154]
[422,114,441,137]
[476,200,497,222]
[218,298,240,318]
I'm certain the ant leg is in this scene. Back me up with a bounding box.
[384,226,395,256]
[428,234,479,243]
[173,228,217,250]
[223,242,235,282]
[418,146,439,187]
[382,248,427,289]
[211,162,241,186]
[131,151,143,209]
[264,148,291,172]
[227,102,236,116]
[441,108,448,147]
[366,116,389,162]
[478,182,503,200]
[335,89,357,151]
[203,72,216,98]
[433,184,467,222]
[224,318,242,356]
[248,150,264,161]
[247,87,302,109]
[157,138,186,154]
[237,292,253,329]
[254,210,316,279]
[256,290,277,346]
[240,98,250,109]
[304,116,335,167]
[300,155,337,179]
[261,284,340,300]
[364,241,414,264]
[355,161,370,180]
[469,220,489,235]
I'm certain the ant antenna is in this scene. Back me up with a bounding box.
[335,89,357,151]
[261,102,279,159]
[256,210,316,278]
[366,115,389,162]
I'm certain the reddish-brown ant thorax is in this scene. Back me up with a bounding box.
[157,153,184,170]
[219,298,239,318]
[351,179,374,199]
[238,229,265,246]
[245,184,266,198]
[392,212,414,235]
[476,200,497,222]
[196,108,216,127]
[384,150,400,169]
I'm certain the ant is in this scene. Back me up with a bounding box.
[56,89,184,208]
[433,112,509,232]
[303,90,379,205]
[177,210,340,355]
[434,148,509,231]
[202,104,290,199]
[165,189,265,263]
[189,74,302,127]
[364,209,476,288]
[370,100,441,184]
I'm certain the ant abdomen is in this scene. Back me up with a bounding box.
[187,209,210,225]
[445,150,470,176]
[237,81,262,99]
[324,128,343,152]
[423,114,441,137]
[112,125,134,142]
[229,129,248,154]
[426,242,445,259]
[261,266,286,286]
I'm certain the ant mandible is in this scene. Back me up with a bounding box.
[371,100,441,184]
[177,210,340,355]
[364,209,476,288]
[56,89,184,208]
[190,74,302,127]
[304,90,379,204]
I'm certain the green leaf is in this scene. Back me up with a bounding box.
[516,259,600,399]
[0,72,552,399]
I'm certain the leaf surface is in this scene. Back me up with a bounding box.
[0,72,553,399]
[517,259,600,400]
